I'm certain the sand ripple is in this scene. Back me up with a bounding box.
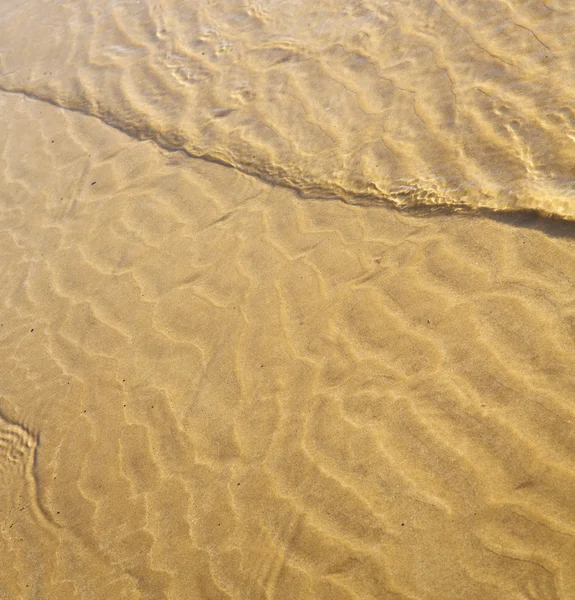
[1,0,575,217]
[0,92,575,598]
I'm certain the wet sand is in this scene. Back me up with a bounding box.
[1,1,575,599]
[2,0,575,216]
[1,90,575,600]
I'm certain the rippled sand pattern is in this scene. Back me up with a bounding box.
[3,0,575,598]
[1,0,575,216]
[1,90,575,599]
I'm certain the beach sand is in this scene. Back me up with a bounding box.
[1,1,575,599]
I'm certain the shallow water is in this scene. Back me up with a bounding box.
[2,0,575,217]
[1,1,575,599]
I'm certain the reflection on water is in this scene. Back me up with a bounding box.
[1,1,575,599]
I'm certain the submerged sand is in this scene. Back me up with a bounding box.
[1,0,575,598]
[0,91,574,599]
[2,0,575,217]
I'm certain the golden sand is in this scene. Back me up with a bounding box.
[2,0,575,216]
[1,1,575,599]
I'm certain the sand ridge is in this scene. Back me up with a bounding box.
[0,91,574,599]
[1,0,575,217]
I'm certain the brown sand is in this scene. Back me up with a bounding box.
[1,90,575,600]
[1,2,575,599]
[2,0,575,216]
